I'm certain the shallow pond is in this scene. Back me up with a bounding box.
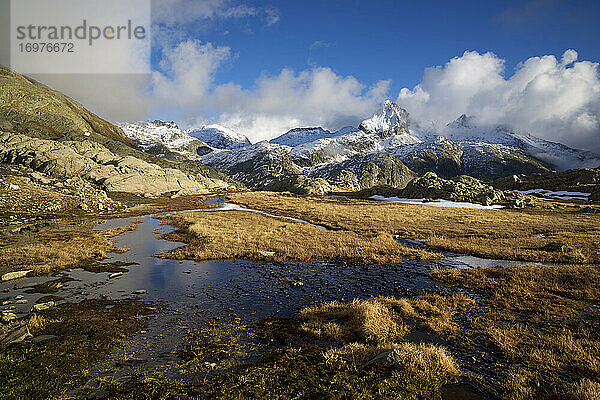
[0,198,558,397]
[1,198,555,325]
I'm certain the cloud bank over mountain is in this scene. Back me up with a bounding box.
[150,39,390,142]
[32,42,600,153]
[397,50,600,152]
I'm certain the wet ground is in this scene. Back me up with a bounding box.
[0,196,559,397]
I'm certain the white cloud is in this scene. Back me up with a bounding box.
[398,50,600,152]
[150,40,390,141]
[151,40,232,113]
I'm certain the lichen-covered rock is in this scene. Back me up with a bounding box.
[0,131,230,196]
[400,172,509,205]
[308,153,416,191]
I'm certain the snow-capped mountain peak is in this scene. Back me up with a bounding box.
[271,127,336,147]
[359,100,411,138]
[448,114,477,129]
[187,124,251,150]
[118,120,199,155]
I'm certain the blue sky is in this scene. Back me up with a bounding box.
[152,0,600,96]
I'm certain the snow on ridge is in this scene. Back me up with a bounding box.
[187,124,251,150]
[359,100,412,136]
[118,120,196,151]
[271,127,339,147]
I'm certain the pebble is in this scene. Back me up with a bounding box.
[31,301,55,312]
[1,270,32,282]
[1,312,17,323]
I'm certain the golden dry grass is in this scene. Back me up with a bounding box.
[230,191,600,264]
[161,210,438,264]
[324,342,460,378]
[0,224,135,275]
[300,294,475,344]
[300,298,407,343]
[432,263,600,399]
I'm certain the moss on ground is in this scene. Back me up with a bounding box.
[0,299,155,400]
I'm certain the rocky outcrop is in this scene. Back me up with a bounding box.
[492,168,600,196]
[0,132,232,196]
[261,174,336,195]
[400,172,510,206]
[308,153,416,191]
[201,141,302,190]
[394,136,552,181]
[0,66,242,196]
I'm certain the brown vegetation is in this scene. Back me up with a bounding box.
[324,342,460,378]
[0,223,135,275]
[230,191,600,263]
[300,294,475,344]
[161,209,438,264]
[432,263,600,399]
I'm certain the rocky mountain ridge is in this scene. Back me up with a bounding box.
[187,124,251,150]
[0,65,242,202]
[107,97,600,199]
[192,102,599,195]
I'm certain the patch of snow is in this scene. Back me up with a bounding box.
[369,195,505,209]
[516,189,591,200]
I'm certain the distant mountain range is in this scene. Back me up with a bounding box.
[120,100,600,194]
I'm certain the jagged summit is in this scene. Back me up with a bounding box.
[359,100,411,138]
[187,124,251,150]
[448,114,477,129]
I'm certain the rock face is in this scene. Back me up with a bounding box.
[201,141,299,188]
[400,172,509,206]
[308,153,416,191]
[0,132,232,196]
[359,100,414,139]
[0,66,241,197]
[200,139,416,194]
